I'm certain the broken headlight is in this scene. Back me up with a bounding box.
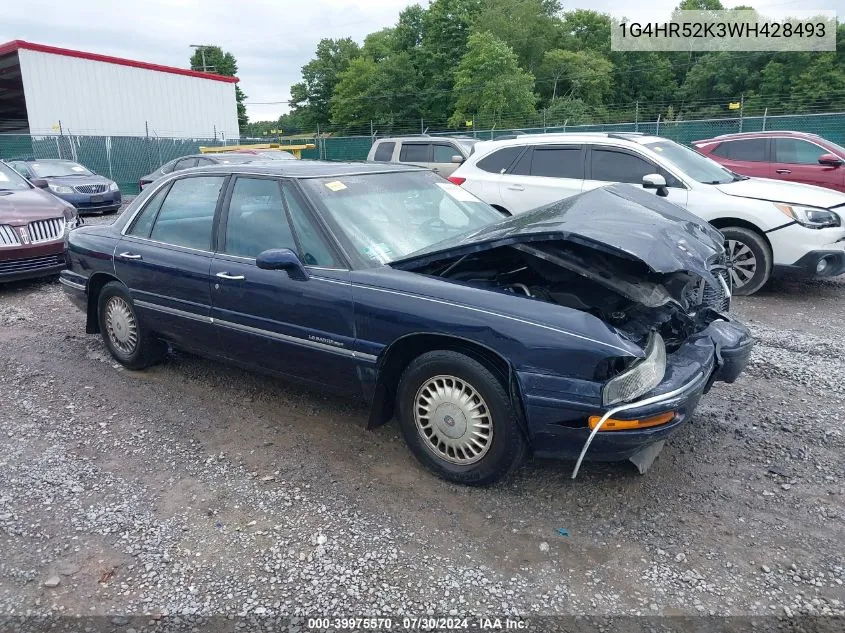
[602,332,666,406]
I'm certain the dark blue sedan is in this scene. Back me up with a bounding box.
[10,159,122,214]
[59,162,753,484]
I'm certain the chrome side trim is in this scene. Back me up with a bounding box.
[59,277,86,292]
[570,370,706,480]
[134,300,212,323]
[215,318,376,361]
[134,300,377,362]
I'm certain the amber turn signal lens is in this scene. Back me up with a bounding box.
[588,411,675,431]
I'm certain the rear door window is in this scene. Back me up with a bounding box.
[149,176,225,250]
[128,184,169,238]
[530,146,584,178]
[477,147,524,174]
[774,138,828,165]
[373,142,395,162]
[399,143,431,163]
[432,144,458,162]
[590,148,657,184]
[712,139,768,162]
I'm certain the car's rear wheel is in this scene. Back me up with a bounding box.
[97,281,166,369]
[722,226,772,296]
[395,351,526,485]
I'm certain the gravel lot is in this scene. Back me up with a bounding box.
[1,212,843,625]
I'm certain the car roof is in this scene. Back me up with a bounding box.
[694,130,826,144]
[374,135,478,143]
[470,132,664,152]
[182,160,428,179]
[19,158,79,163]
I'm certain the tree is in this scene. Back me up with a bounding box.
[539,49,612,104]
[420,0,484,119]
[289,38,361,130]
[471,0,562,73]
[330,52,422,130]
[449,31,536,129]
[189,46,248,133]
[558,9,611,53]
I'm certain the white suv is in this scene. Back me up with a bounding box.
[449,132,845,295]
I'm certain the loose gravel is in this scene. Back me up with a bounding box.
[0,215,843,623]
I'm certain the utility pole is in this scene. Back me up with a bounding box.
[189,45,216,72]
[738,93,745,132]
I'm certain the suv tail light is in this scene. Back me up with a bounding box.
[447,176,466,186]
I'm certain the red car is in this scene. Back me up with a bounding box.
[694,131,845,192]
[0,161,79,282]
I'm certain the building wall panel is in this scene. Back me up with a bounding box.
[18,49,239,139]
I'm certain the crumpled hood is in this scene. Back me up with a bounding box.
[715,177,845,208]
[0,188,70,223]
[393,184,725,282]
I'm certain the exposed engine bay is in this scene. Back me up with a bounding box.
[411,241,732,352]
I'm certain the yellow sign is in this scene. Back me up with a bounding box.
[728,102,741,110]
[51,124,60,131]
[465,120,473,127]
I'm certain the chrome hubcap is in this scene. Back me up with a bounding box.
[105,296,138,355]
[414,375,493,465]
[726,239,757,288]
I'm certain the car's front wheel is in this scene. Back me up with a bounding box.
[396,351,526,485]
[722,226,772,296]
[97,281,166,369]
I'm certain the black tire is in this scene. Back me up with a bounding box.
[395,350,526,485]
[96,281,166,370]
[721,226,772,296]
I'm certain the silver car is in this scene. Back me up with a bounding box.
[367,136,478,177]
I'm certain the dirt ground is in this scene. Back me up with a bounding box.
[0,214,843,624]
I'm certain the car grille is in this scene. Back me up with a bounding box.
[0,253,65,274]
[685,265,731,313]
[0,219,65,247]
[28,218,66,244]
[0,225,20,246]
[74,184,108,194]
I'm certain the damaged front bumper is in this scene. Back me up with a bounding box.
[518,318,753,475]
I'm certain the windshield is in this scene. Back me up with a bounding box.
[0,162,32,191]
[300,170,503,266]
[645,140,739,184]
[29,161,93,178]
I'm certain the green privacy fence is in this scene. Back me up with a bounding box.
[0,134,222,194]
[3,111,845,194]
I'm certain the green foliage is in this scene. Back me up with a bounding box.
[289,38,361,130]
[284,2,845,133]
[189,46,248,133]
[448,31,536,128]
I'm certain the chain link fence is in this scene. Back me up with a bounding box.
[3,111,845,194]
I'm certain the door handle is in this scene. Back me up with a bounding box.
[776,169,792,174]
[118,252,142,260]
[507,184,525,191]
[216,272,245,281]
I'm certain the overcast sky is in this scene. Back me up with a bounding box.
[2,0,843,123]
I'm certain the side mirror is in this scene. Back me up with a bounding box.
[642,173,669,197]
[818,153,843,167]
[31,178,49,189]
[256,248,309,281]
[451,155,464,164]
